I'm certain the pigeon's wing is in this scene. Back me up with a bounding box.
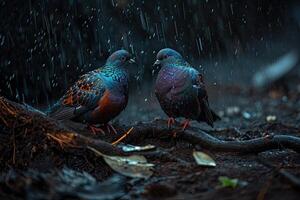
[49,71,106,120]
[191,70,220,126]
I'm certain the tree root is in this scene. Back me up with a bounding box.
[136,148,190,164]
[119,120,300,153]
[0,96,123,157]
[0,95,300,170]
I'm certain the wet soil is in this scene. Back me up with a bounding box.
[1,77,300,200]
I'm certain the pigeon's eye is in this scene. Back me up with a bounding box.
[121,56,126,61]
[164,55,168,59]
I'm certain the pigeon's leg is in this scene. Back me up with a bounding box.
[167,117,176,129]
[181,119,190,131]
[88,125,106,135]
[106,123,118,134]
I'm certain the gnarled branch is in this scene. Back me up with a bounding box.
[119,121,300,153]
[1,96,300,158]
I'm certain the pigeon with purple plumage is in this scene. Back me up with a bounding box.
[153,48,220,130]
[48,50,135,134]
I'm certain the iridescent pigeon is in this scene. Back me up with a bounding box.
[153,48,220,130]
[48,50,135,134]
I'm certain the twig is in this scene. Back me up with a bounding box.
[12,122,16,165]
[0,98,17,116]
[279,169,300,189]
[111,127,134,145]
[257,157,300,189]
[0,115,9,126]
[46,132,78,149]
[256,174,273,200]
[256,161,281,200]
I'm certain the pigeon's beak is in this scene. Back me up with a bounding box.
[128,58,136,64]
[153,59,161,67]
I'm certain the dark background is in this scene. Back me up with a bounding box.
[0,0,299,109]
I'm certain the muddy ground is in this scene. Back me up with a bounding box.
[0,75,300,200]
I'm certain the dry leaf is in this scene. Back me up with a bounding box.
[266,115,277,122]
[88,146,154,179]
[193,151,216,167]
[119,144,156,152]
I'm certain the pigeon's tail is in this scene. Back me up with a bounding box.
[48,106,77,120]
[212,109,221,121]
[198,99,221,128]
[46,101,76,121]
[47,101,90,121]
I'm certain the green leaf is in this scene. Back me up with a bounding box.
[218,176,239,188]
[193,151,216,167]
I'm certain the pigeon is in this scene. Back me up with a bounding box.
[48,49,135,134]
[153,48,220,130]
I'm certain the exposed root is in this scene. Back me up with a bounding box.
[119,120,300,153]
[46,132,78,148]
[0,96,124,164]
[0,95,300,174]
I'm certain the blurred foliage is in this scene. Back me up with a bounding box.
[218,176,239,188]
[0,0,298,105]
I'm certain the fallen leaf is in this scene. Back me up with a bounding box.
[266,115,277,122]
[218,176,238,188]
[119,144,156,152]
[193,151,216,167]
[226,106,240,116]
[87,146,154,179]
[242,111,251,119]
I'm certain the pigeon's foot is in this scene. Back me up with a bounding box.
[181,119,190,131]
[172,131,178,138]
[88,124,118,135]
[106,123,118,134]
[88,125,106,135]
[167,117,176,129]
